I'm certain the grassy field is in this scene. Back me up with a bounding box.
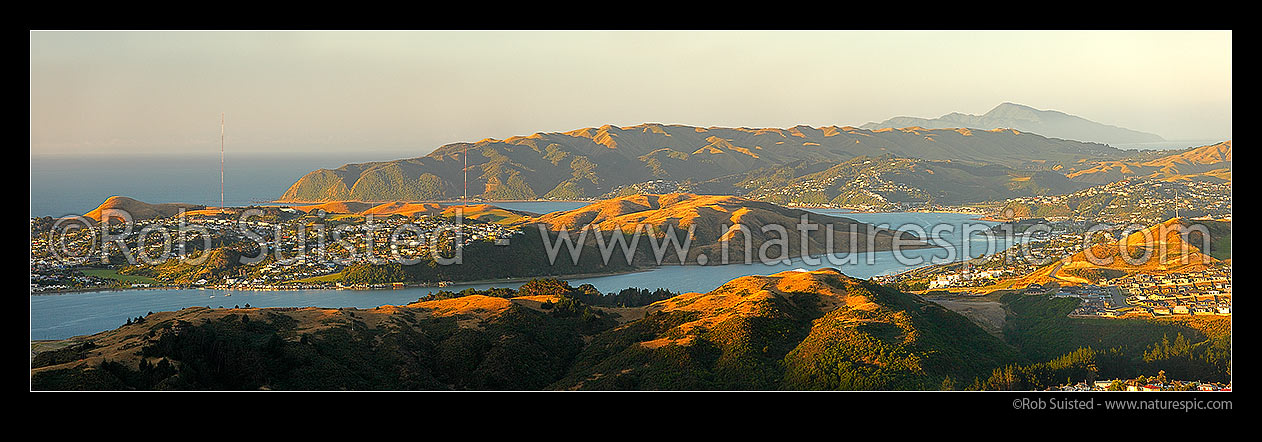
[291,272,344,284]
[81,268,160,285]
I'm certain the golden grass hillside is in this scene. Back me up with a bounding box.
[1068,141,1232,184]
[29,291,571,377]
[637,268,867,348]
[83,196,203,222]
[1016,218,1222,287]
[517,193,928,263]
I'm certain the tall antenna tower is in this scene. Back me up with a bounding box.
[220,112,225,211]
[462,144,467,202]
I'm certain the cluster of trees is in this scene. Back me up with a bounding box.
[339,262,408,285]
[421,278,678,309]
[1142,333,1232,383]
[971,347,1112,391]
[570,287,679,308]
[997,292,1231,388]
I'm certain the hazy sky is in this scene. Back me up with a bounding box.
[30,30,1232,156]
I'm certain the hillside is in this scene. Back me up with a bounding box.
[279,123,1133,202]
[33,267,1227,391]
[555,268,1017,390]
[83,196,204,222]
[28,283,625,390]
[291,201,533,225]
[31,269,1016,390]
[516,193,929,264]
[1067,141,1232,184]
[861,102,1164,145]
[713,155,1093,208]
[1016,218,1228,287]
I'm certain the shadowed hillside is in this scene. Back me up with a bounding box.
[31,270,1016,391]
[554,268,1017,390]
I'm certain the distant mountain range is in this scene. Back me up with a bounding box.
[860,103,1164,145]
[280,123,1132,203]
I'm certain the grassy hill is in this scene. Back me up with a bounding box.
[33,268,1228,390]
[517,193,929,265]
[279,123,1133,202]
[83,196,204,222]
[1067,141,1232,184]
[32,269,1016,390]
[30,289,617,390]
[554,268,1017,390]
[725,155,1092,208]
[1010,218,1228,287]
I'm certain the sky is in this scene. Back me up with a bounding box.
[30,30,1232,156]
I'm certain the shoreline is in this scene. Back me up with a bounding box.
[29,267,658,297]
[30,285,185,296]
[29,240,940,296]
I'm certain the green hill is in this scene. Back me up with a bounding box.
[554,268,1017,390]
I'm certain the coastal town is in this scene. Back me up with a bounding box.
[30,208,524,293]
[1111,267,1232,317]
[873,215,1232,320]
[996,178,1232,226]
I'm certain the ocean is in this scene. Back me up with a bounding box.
[29,151,420,218]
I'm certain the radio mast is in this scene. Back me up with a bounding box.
[220,113,225,211]
[462,144,467,202]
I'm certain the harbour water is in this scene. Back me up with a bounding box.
[30,154,1013,340]
[30,206,1006,341]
